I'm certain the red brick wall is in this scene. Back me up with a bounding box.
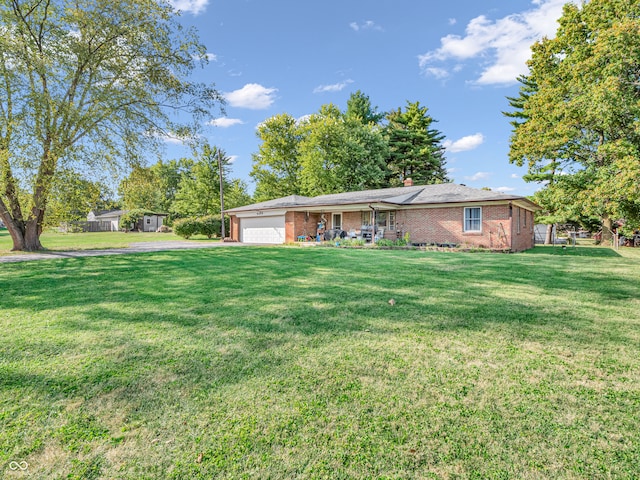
[342,212,362,233]
[510,206,535,252]
[229,215,240,241]
[235,204,536,250]
[286,211,321,242]
[395,205,529,250]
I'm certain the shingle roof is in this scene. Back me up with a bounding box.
[93,209,126,219]
[229,194,313,211]
[226,184,539,213]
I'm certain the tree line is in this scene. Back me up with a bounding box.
[45,92,451,228]
[506,0,640,240]
[251,91,449,202]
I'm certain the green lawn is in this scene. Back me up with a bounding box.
[1,246,639,479]
[0,229,216,254]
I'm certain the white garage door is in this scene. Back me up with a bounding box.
[241,215,285,244]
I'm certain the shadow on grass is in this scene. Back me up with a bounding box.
[2,246,639,478]
[2,247,638,345]
[523,245,622,257]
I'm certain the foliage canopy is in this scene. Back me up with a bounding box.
[251,92,449,201]
[0,0,222,250]
[507,0,640,233]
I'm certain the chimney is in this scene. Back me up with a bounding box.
[403,178,414,187]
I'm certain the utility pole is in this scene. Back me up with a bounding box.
[217,148,226,239]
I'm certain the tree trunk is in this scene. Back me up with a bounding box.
[544,224,554,245]
[24,218,44,251]
[601,216,613,245]
[2,214,26,251]
[0,212,44,251]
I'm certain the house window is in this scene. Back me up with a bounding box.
[517,208,521,234]
[464,207,482,232]
[361,210,396,229]
[523,209,527,227]
[146,218,151,224]
[332,213,342,230]
[377,211,388,228]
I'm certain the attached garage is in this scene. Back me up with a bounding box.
[240,214,285,244]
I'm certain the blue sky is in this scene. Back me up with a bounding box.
[165,0,570,197]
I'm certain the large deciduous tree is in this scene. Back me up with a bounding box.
[0,0,221,250]
[250,113,303,202]
[298,104,388,196]
[508,0,640,240]
[345,90,385,125]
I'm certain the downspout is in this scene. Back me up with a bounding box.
[508,202,513,250]
[218,149,226,239]
[369,204,376,245]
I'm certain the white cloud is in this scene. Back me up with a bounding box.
[349,20,383,32]
[418,0,567,85]
[295,114,312,125]
[208,117,244,128]
[227,155,238,164]
[425,67,449,80]
[313,79,354,94]
[443,133,485,152]
[510,173,520,179]
[160,134,187,145]
[464,171,491,182]
[225,83,278,110]
[192,52,217,63]
[493,186,517,192]
[169,0,209,15]
[448,18,457,26]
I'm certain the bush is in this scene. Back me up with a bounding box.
[173,218,199,239]
[341,238,366,247]
[376,238,394,247]
[198,215,222,239]
[173,215,227,239]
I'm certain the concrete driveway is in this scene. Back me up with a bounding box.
[0,241,255,264]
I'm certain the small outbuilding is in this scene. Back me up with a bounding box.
[87,210,167,232]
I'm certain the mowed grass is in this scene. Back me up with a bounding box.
[0,229,216,255]
[1,246,639,479]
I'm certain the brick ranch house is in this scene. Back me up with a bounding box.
[226,182,540,252]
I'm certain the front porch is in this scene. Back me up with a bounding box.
[286,209,398,244]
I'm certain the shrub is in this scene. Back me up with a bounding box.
[198,215,222,239]
[341,238,366,247]
[376,238,394,247]
[173,215,226,239]
[173,218,199,239]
